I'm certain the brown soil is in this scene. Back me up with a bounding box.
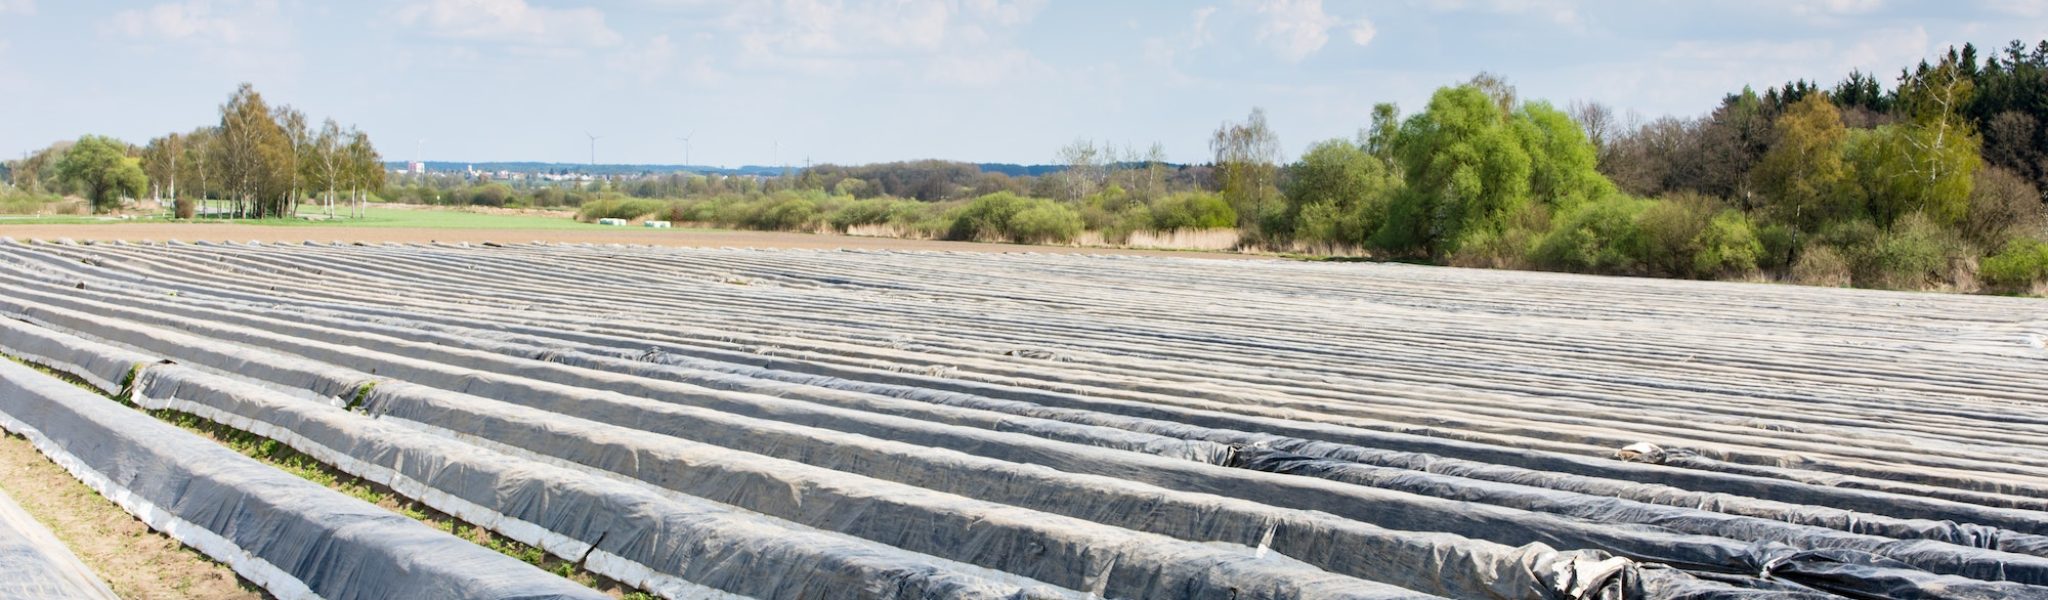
[0,432,263,600]
[0,223,1267,260]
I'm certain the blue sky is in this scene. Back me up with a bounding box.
[1,1,2044,167]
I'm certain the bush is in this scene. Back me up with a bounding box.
[1979,238,2048,290]
[744,196,819,231]
[1963,166,2046,249]
[662,199,719,222]
[1289,194,1384,251]
[1533,195,1648,273]
[1817,219,1881,258]
[1755,223,1799,273]
[1292,202,1350,248]
[468,184,514,207]
[1149,192,1238,231]
[1078,203,1149,239]
[0,191,85,216]
[1448,204,1549,269]
[946,192,1083,244]
[1008,204,1084,244]
[947,192,1031,241]
[1634,195,1715,277]
[529,187,591,208]
[1369,188,1433,256]
[1792,245,1853,287]
[1852,213,1956,290]
[575,197,664,222]
[827,197,926,231]
[1692,210,1764,278]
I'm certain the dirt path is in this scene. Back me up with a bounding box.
[0,223,1268,260]
[0,432,263,600]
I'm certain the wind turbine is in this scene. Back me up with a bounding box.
[584,132,602,170]
[675,132,694,170]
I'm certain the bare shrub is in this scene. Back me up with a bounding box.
[1792,246,1853,287]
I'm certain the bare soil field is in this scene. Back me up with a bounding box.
[0,223,1263,259]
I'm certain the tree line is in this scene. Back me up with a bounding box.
[1204,41,2048,292]
[3,83,383,218]
[556,38,2047,293]
[81,41,2035,294]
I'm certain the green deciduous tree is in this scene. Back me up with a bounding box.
[1753,94,1855,232]
[214,83,292,217]
[311,119,345,217]
[1285,138,1399,246]
[1378,85,1534,257]
[276,105,309,215]
[1848,124,1979,227]
[1873,56,1982,227]
[1361,103,1401,168]
[345,127,385,217]
[1532,194,1648,273]
[1693,209,1765,277]
[139,133,181,201]
[1516,101,1615,210]
[55,135,147,213]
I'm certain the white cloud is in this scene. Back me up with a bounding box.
[1252,0,1334,61]
[1349,19,1377,46]
[0,0,33,16]
[395,0,622,47]
[109,0,278,45]
[100,0,298,77]
[1839,26,1930,74]
[1244,0,1375,62]
[1789,0,1884,16]
[963,0,1045,27]
[710,0,1049,86]
[729,0,1044,58]
[1423,0,1579,27]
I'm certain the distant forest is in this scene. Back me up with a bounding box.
[385,161,1076,179]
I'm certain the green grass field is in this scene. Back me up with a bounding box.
[0,206,627,231]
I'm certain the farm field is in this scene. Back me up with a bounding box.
[0,238,2045,600]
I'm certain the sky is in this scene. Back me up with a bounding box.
[1,1,2045,167]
